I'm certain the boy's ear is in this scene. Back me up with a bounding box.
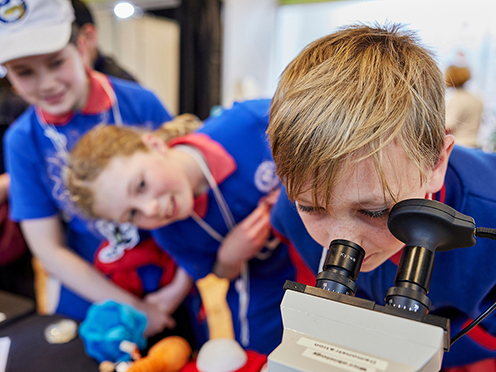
[142,133,168,155]
[425,135,455,193]
[77,24,98,67]
[76,34,92,69]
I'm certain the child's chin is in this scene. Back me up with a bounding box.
[42,106,71,117]
[39,100,74,116]
[360,258,382,273]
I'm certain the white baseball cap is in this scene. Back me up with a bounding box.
[0,0,75,65]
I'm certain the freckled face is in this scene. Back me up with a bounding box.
[92,150,195,230]
[294,145,433,272]
[5,44,89,116]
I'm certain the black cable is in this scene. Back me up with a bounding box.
[449,227,496,346]
[475,227,496,240]
[450,299,496,346]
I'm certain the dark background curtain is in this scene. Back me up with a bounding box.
[150,0,222,120]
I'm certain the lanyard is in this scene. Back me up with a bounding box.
[37,83,123,157]
[175,144,251,347]
[36,94,139,247]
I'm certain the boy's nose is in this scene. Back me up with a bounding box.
[327,219,365,249]
[142,199,159,217]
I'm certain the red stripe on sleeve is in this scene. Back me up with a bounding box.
[461,319,496,350]
[272,228,316,286]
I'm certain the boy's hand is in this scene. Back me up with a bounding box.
[144,272,192,313]
[142,267,192,334]
[144,288,176,314]
[136,301,176,337]
[214,204,271,279]
[258,188,281,209]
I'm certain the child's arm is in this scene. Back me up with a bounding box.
[0,173,9,204]
[144,266,193,320]
[213,204,271,280]
[20,215,174,337]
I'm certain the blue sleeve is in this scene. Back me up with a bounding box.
[141,89,172,128]
[151,223,216,281]
[271,186,323,274]
[200,99,271,144]
[111,77,173,130]
[4,115,58,220]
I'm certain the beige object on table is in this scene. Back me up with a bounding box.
[196,273,234,340]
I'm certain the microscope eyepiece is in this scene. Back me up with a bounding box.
[385,198,476,315]
[315,239,365,296]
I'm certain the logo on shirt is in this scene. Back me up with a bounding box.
[254,160,279,193]
[95,221,140,263]
[0,0,27,23]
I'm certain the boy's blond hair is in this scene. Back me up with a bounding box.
[268,24,446,209]
[66,114,202,218]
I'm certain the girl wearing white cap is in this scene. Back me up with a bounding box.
[0,0,196,341]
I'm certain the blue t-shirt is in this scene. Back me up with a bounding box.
[4,75,171,319]
[152,99,298,355]
[271,145,496,368]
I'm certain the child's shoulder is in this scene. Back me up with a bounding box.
[5,106,36,135]
[108,76,163,107]
[449,145,496,173]
[230,98,271,119]
[108,75,161,98]
[202,99,271,132]
[448,145,496,198]
[108,75,150,94]
[3,106,39,154]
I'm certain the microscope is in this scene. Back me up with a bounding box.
[268,198,496,372]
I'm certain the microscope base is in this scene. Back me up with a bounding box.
[268,283,448,372]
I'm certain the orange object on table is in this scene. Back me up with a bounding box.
[127,336,192,372]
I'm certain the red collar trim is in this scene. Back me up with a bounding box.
[39,70,114,125]
[437,184,446,204]
[388,186,446,266]
[389,249,403,266]
[169,133,237,217]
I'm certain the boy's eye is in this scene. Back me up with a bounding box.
[296,203,326,214]
[137,179,145,192]
[359,208,390,219]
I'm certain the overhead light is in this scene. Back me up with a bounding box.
[114,2,135,19]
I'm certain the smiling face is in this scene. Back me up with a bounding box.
[4,44,89,116]
[294,142,451,272]
[92,147,195,230]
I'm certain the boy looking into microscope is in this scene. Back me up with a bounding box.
[268,24,496,369]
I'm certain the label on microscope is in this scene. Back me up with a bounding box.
[297,337,388,371]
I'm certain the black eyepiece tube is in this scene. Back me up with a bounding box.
[316,239,365,296]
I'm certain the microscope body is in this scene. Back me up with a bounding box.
[268,199,479,371]
[268,281,450,372]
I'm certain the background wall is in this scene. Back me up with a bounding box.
[90,6,180,115]
[222,0,496,150]
[221,0,278,108]
[86,0,496,149]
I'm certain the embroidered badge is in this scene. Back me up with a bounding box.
[254,160,279,193]
[0,0,27,23]
[95,221,140,264]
